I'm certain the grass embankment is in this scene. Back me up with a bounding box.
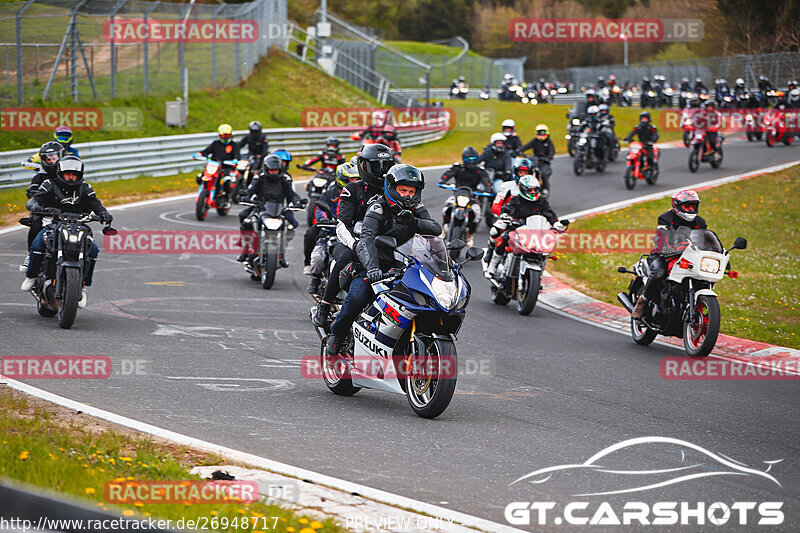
[403,101,684,167]
[2,49,376,151]
[0,387,344,532]
[548,167,800,348]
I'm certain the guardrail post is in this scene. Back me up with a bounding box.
[109,0,129,99]
[211,3,225,88]
[142,1,160,95]
[16,0,35,104]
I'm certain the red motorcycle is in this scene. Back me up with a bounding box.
[680,109,695,147]
[623,141,659,190]
[688,130,723,173]
[193,154,238,221]
[764,109,795,147]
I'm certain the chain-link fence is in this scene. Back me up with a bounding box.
[1,0,287,105]
[526,52,800,90]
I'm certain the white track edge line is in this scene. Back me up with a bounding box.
[0,377,523,533]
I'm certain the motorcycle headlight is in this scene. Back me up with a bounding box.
[521,97,529,103]
[745,114,753,121]
[456,195,470,207]
[578,137,587,145]
[431,276,458,310]
[572,118,581,125]
[700,257,720,273]
[565,134,571,139]
[237,161,248,170]
[264,218,283,230]
[313,177,328,187]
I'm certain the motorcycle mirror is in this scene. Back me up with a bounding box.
[559,219,570,227]
[102,226,118,236]
[733,237,747,250]
[375,236,397,250]
[18,217,31,227]
[447,239,467,251]
[464,247,484,262]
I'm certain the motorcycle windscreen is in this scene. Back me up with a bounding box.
[687,229,724,253]
[262,201,283,218]
[397,235,454,282]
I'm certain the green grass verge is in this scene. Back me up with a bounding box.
[548,167,800,348]
[0,387,344,532]
[2,49,376,151]
[403,100,684,167]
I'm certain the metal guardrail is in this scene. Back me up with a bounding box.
[388,89,642,106]
[0,124,447,189]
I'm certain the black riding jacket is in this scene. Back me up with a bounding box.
[478,146,512,175]
[624,123,660,144]
[28,179,108,217]
[239,132,270,157]
[246,172,301,205]
[501,194,558,225]
[200,140,241,163]
[521,137,555,159]
[441,164,490,190]
[356,197,442,271]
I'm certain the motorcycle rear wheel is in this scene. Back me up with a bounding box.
[321,336,360,396]
[683,295,720,357]
[490,284,510,306]
[405,338,457,419]
[710,146,723,169]
[645,164,659,185]
[37,297,57,317]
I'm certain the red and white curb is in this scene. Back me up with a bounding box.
[538,272,800,365]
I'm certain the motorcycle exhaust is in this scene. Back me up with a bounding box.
[617,292,634,313]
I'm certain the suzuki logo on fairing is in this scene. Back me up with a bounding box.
[353,327,388,357]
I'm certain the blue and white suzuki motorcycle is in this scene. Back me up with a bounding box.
[311,235,483,418]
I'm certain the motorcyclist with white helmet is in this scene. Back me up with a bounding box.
[501,119,523,155]
[479,133,513,192]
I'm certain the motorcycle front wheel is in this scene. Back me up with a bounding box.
[261,251,278,289]
[688,146,700,173]
[195,189,210,220]
[573,155,585,176]
[57,267,81,329]
[517,268,542,316]
[405,337,458,419]
[624,166,636,190]
[683,295,720,357]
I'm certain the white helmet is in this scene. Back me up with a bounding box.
[501,119,516,136]
[490,132,506,144]
[790,88,800,100]
[735,78,745,87]
[587,105,599,115]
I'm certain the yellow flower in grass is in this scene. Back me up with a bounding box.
[309,521,323,529]
[122,510,134,517]
[298,518,308,524]
[134,502,144,508]
[18,451,29,460]
[286,528,295,533]
[119,457,133,462]
[210,511,218,516]
[85,487,96,495]
[299,528,315,533]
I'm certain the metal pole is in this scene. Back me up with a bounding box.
[142,1,159,96]
[624,37,628,67]
[16,0,35,104]
[178,2,194,98]
[75,32,97,98]
[425,67,430,107]
[70,17,77,101]
[211,4,225,88]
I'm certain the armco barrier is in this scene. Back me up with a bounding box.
[0,123,447,189]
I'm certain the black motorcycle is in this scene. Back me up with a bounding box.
[438,183,492,260]
[565,108,584,157]
[20,209,116,329]
[298,165,335,226]
[573,127,608,175]
[533,157,553,196]
[240,199,305,289]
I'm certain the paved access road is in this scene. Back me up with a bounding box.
[1,140,799,531]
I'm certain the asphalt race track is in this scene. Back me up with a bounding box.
[2,140,799,531]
